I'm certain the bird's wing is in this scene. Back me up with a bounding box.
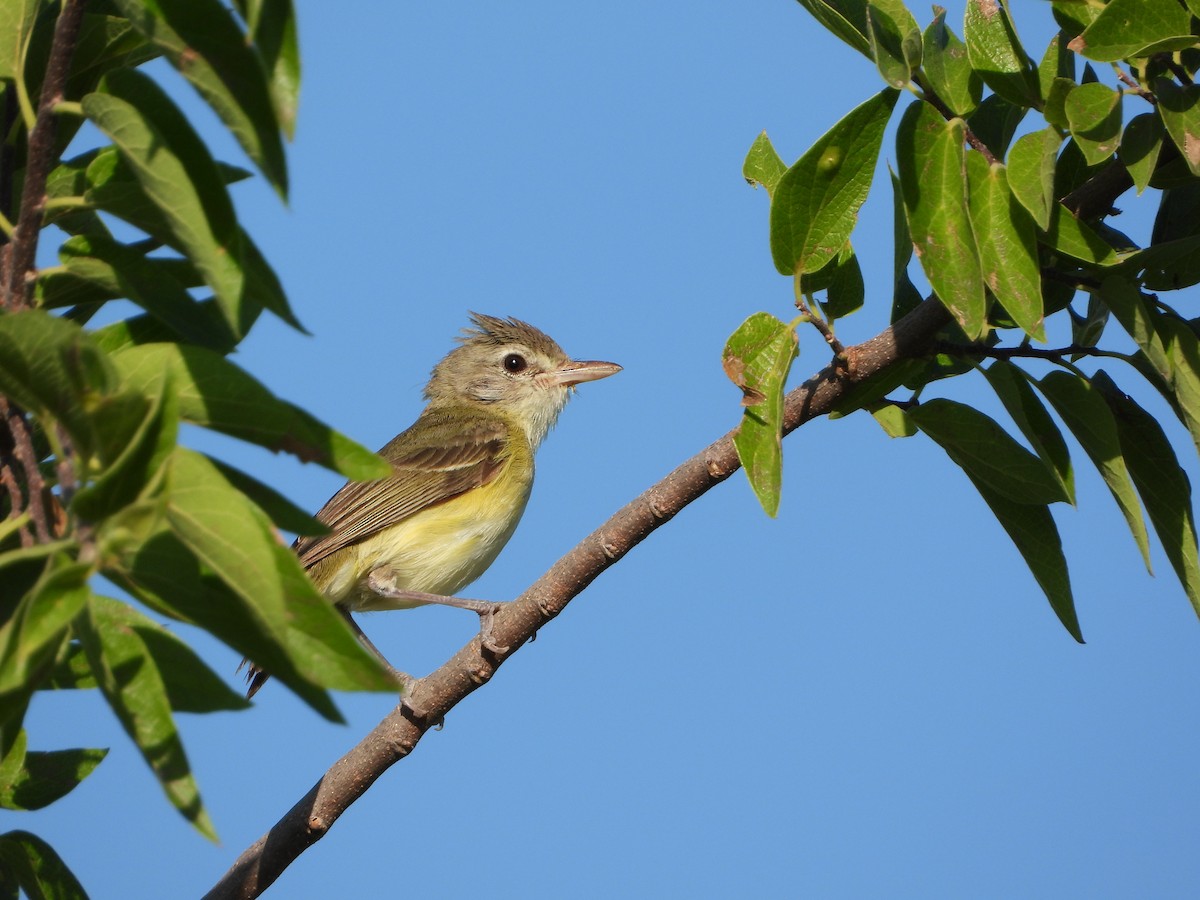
[293,410,511,570]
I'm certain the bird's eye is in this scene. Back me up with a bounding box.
[503,353,527,374]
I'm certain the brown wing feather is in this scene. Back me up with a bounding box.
[293,408,510,570]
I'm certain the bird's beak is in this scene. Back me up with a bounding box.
[548,359,622,387]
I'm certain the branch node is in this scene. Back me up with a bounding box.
[307,815,329,837]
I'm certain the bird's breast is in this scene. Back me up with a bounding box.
[337,460,533,612]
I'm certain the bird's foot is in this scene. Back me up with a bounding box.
[366,569,509,654]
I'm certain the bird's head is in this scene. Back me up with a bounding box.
[424,313,621,448]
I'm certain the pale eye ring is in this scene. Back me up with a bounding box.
[503,353,527,374]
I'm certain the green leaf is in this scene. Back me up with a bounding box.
[980,361,1073,503]
[0,830,87,900]
[770,88,898,276]
[723,313,799,517]
[206,457,327,536]
[795,0,871,57]
[1094,371,1200,619]
[1159,315,1200,465]
[1036,371,1152,572]
[1069,291,1110,350]
[83,68,255,339]
[1133,234,1200,292]
[1154,79,1200,177]
[109,343,390,479]
[1100,275,1170,381]
[110,0,289,196]
[1071,0,1194,62]
[45,643,96,691]
[1120,112,1164,195]
[866,0,921,89]
[72,373,178,523]
[0,0,39,92]
[97,510,348,721]
[799,242,865,321]
[0,311,115,458]
[909,398,1070,505]
[163,448,295,634]
[963,0,1039,108]
[65,12,161,103]
[0,553,88,742]
[888,167,924,322]
[966,155,1044,341]
[1039,204,1119,266]
[87,596,249,715]
[896,101,986,337]
[233,0,301,139]
[90,298,236,356]
[1065,82,1122,166]
[1041,75,1075,130]
[1037,30,1074,103]
[1152,181,1200,245]
[818,245,865,321]
[57,234,233,350]
[965,473,1082,641]
[922,6,982,117]
[77,593,216,840]
[0,731,107,811]
[742,131,786,198]
[159,450,394,702]
[966,92,1027,158]
[1007,126,1061,230]
[870,404,916,438]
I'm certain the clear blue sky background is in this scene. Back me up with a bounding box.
[15,1,1200,897]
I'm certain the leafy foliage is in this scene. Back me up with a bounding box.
[0,1,394,892]
[727,0,1200,642]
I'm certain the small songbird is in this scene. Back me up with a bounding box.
[245,313,621,697]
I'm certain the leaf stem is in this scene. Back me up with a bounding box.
[912,73,999,165]
[1114,67,1156,105]
[793,274,845,356]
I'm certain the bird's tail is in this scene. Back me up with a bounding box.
[238,659,271,698]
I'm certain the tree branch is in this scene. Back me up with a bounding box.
[204,296,952,900]
[2,0,88,310]
[934,341,1128,363]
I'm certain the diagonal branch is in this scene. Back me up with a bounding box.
[2,0,89,310]
[203,296,952,900]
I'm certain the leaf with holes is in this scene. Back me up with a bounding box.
[723,313,799,517]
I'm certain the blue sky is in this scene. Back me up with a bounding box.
[14,1,1200,897]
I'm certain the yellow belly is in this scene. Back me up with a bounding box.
[313,463,532,612]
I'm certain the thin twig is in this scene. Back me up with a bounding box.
[794,286,845,358]
[0,457,31,548]
[203,297,952,900]
[3,0,89,309]
[1115,68,1156,105]
[0,86,17,292]
[0,396,49,542]
[935,341,1127,363]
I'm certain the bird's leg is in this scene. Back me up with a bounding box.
[336,605,445,724]
[366,568,509,654]
[337,605,414,687]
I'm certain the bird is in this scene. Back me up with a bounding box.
[245,313,621,697]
